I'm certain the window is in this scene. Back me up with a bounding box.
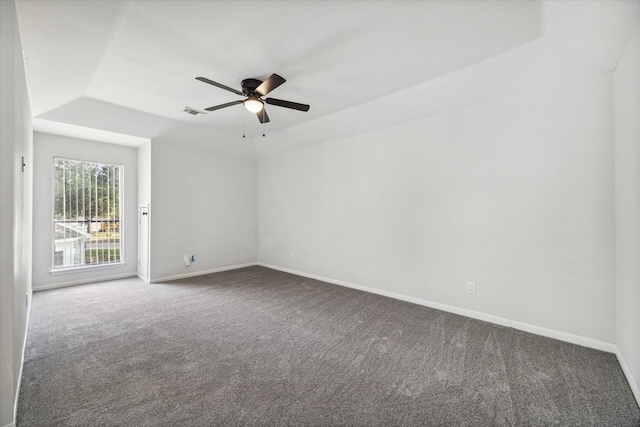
[53,157,123,270]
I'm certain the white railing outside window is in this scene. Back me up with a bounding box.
[53,157,123,270]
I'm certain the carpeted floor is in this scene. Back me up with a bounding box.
[18,266,640,426]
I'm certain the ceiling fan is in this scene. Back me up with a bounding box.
[195,74,310,124]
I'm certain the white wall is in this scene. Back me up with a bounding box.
[32,133,138,289]
[259,74,615,344]
[1,1,33,425]
[149,139,257,281]
[614,21,640,401]
[138,142,151,207]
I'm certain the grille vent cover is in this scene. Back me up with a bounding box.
[182,107,206,116]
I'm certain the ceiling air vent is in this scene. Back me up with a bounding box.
[182,106,206,116]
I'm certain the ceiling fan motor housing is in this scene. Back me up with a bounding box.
[241,78,263,96]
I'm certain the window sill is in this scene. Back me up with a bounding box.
[50,262,127,276]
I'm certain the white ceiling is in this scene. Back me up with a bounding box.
[16,0,640,158]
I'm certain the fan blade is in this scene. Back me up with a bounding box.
[255,74,286,96]
[196,77,243,96]
[256,109,270,124]
[265,98,310,112]
[205,100,243,111]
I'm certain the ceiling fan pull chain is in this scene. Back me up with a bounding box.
[242,108,246,138]
[262,109,266,137]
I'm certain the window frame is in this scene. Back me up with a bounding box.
[50,156,126,274]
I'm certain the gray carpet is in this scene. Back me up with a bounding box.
[18,266,640,426]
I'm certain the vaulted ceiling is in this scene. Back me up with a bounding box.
[16,0,640,158]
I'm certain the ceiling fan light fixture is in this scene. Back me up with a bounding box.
[243,97,264,113]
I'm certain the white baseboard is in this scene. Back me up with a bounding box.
[258,263,640,405]
[509,320,616,353]
[5,290,32,427]
[32,272,138,292]
[23,261,639,410]
[152,262,258,283]
[257,262,616,354]
[615,348,640,406]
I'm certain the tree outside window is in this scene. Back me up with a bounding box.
[53,157,123,270]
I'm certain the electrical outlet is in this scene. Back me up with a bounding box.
[290,251,295,259]
[184,255,190,266]
[466,281,476,294]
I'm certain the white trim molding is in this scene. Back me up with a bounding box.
[23,262,638,409]
[258,263,640,406]
[33,272,138,292]
[257,262,617,354]
[615,348,640,406]
[6,290,32,427]
[509,320,616,353]
[152,262,258,283]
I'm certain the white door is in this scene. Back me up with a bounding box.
[138,205,149,282]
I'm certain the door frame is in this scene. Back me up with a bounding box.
[138,203,150,283]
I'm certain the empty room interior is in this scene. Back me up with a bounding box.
[2,0,640,425]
